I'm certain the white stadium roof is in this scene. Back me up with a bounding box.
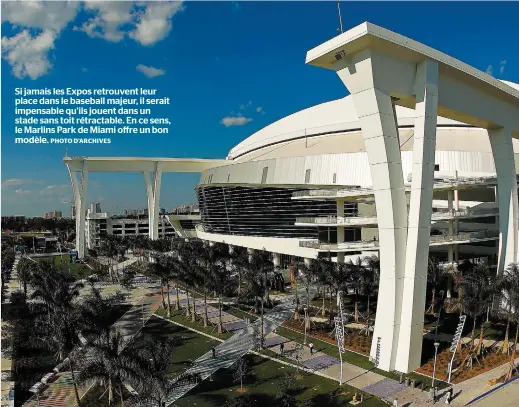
[228,80,519,161]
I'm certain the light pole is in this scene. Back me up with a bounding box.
[142,302,145,327]
[304,307,308,345]
[432,341,440,402]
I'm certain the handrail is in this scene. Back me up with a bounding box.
[295,207,499,226]
[300,230,499,250]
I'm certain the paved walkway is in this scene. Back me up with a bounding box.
[470,376,519,407]
[152,296,297,407]
[262,331,452,406]
[22,283,163,407]
[175,289,247,333]
[1,254,20,407]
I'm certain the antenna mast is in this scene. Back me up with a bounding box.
[337,0,344,34]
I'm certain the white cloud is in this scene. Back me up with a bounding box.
[15,189,32,195]
[76,1,135,43]
[81,67,88,72]
[136,64,165,78]
[485,65,493,76]
[1,1,80,79]
[77,1,184,46]
[39,184,70,197]
[220,116,253,127]
[500,60,507,76]
[1,1,80,32]
[256,106,263,113]
[130,1,184,46]
[2,179,41,188]
[1,30,56,79]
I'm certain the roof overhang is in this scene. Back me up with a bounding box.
[64,157,228,173]
[306,22,519,137]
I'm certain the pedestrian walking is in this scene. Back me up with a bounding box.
[280,342,284,355]
[309,342,314,354]
[212,347,216,359]
[445,388,452,404]
[392,399,398,407]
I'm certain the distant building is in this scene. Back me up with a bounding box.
[44,210,62,219]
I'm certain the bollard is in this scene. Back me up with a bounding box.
[405,377,410,387]
[399,373,404,384]
[411,379,416,389]
[420,381,424,391]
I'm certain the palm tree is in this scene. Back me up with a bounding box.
[100,235,123,282]
[427,257,447,315]
[347,257,364,323]
[16,257,35,298]
[501,263,519,380]
[77,330,146,406]
[295,260,319,329]
[243,250,273,346]
[30,264,84,405]
[127,337,180,407]
[457,263,500,358]
[80,285,125,343]
[499,263,519,355]
[362,255,380,335]
[148,254,171,314]
[178,241,199,321]
[230,246,249,298]
[207,245,232,335]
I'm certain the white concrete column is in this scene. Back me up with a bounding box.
[337,50,408,372]
[143,162,163,240]
[304,258,312,267]
[68,162,88,259]
[247,248,255,262]
[273,253,281,267]
[337,199,345,263]
[397,59,438,373]
[447,190,454,213]
[489,127,519,272]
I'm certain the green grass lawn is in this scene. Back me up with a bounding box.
[36,255,94,280]
[140,317,385,407]
[155,308,234,341]
[277,325,441,390]
[135,315,219,374]
[176,353,387,407]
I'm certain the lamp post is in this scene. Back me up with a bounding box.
[432,341,440,402]
[304,307,308,345]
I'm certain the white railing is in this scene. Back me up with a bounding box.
[430,230,499,244]
[299,239,379,250]
[301,230,499,250]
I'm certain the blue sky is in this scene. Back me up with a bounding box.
[2,1,518,217]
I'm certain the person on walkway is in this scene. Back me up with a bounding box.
[280,342,284,355]
[309,342,314,354]
[445,388,453,404]
[212,347,216,359]
[392,399,398,407]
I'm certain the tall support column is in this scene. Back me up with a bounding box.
[68,162,88,259]
[273,253,281,267]
[488,127,519,272]
[143,162,163,240]
[337,199,345,263]
[454,189,460,261]
[397,59,438,373]
[337,52,408,372]
[304,258,312,267]
[247,248,255,262]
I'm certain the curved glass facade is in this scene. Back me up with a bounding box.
[196,186,357,239]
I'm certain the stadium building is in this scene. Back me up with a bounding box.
[66,22,519,373]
